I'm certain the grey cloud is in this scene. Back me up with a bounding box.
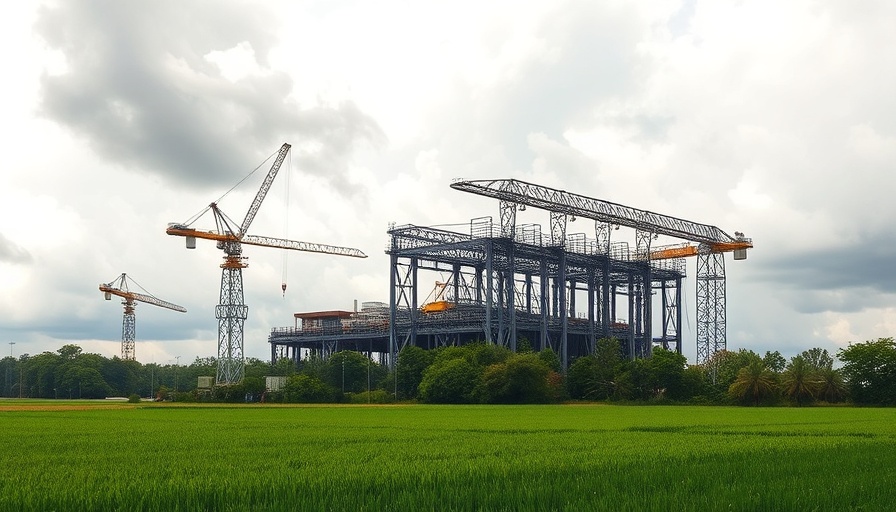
[752,239,896,313]
[35,0,384,194]
[442,3,649,172]
[0,233,32,264]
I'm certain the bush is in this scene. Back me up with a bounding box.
[282,374,336,403]
[348,390,396,404]
[127,393,141,403]
[480,353,555,404]
[419,358,480,404]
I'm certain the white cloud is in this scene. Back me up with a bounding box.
[4,0,896,367]
[204,41,261,82]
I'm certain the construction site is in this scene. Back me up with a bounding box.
[268,179,752,372]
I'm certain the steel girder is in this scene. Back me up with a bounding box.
[451,179,739,244]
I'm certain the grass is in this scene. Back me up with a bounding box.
[0,402,894,511]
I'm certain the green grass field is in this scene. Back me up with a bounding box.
[0,402,894,511]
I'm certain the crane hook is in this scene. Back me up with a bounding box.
[281,282,287,297]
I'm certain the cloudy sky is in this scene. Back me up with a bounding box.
[2,0,894,366]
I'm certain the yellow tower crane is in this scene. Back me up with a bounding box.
[166,143,367,385]
[99,273,187,360]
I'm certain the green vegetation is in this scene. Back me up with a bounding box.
[3,337,895,406]
[0,404,893,511]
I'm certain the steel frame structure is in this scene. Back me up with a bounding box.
[450,179,750,364]
[270,217,685,371]
[386,218,685,370]
[269,178,749,368]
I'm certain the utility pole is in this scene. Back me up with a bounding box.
[175,356,180,392]
[5,342,13,398]
[150,358,154,400]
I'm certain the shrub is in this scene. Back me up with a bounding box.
[419,358,479,404]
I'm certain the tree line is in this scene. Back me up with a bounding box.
[2,337,895,405]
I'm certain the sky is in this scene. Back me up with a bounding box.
[2,0,895,366]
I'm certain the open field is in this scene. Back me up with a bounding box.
[1,402,894,511]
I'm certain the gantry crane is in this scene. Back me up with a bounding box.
[166,143,367,385]
[99,273,187,360]
[449,178,753,364]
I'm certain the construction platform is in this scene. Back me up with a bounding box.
[269,216,686,371]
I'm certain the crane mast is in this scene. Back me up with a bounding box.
[99,273,187,360]
[166,143,367,385]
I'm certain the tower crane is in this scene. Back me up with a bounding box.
[166,143,367,385]
[99,273,187,361]
[450,178,753,365]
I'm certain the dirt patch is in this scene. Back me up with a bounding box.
[0,403,137,412]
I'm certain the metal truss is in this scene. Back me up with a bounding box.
[383,221,685,371]
[696,248,726,365]
[216,266,248,385]
[121,307,136,360]
[451,179,741,244]
[451,178,750,363]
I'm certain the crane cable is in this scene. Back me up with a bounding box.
[281,150,291,297]
[178,148,280,228]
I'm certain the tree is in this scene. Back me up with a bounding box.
[781,355,819,406]
[763,351,786,373]
[837,338,896,405]
[24,352,63,398]
[567,355,599,400]
[801,348,834,372]
[396,346,435,400]
[566,338,622,400]
[728,360,777,406]
[418,358,479,404]
[57,344,83,360]
[282,374,334,403]
[466,343,512,368]
[680,365,709,401]
[537,348,562,373]
[816,366,847,403]
[323,351,382,394]
[57,366,110,399]
[705,349,763,391]
[270,357,296,377]
[616,358,654,401]
[649,348,687,400]
[100,357,140,396]
[480,353,554,404]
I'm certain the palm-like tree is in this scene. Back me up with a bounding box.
[781,355,820,406]
[728,360,777,406]
[817,366,847,403]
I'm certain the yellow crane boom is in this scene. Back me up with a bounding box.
[99,273,186,360]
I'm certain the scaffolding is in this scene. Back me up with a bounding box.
[270,216,686,371]
[269,178,750,369]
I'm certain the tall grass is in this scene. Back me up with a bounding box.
[0,404,893,511]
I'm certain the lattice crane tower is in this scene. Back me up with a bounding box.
[99,273,187,360]
[167,143,367,385]
[450,179,753,364]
